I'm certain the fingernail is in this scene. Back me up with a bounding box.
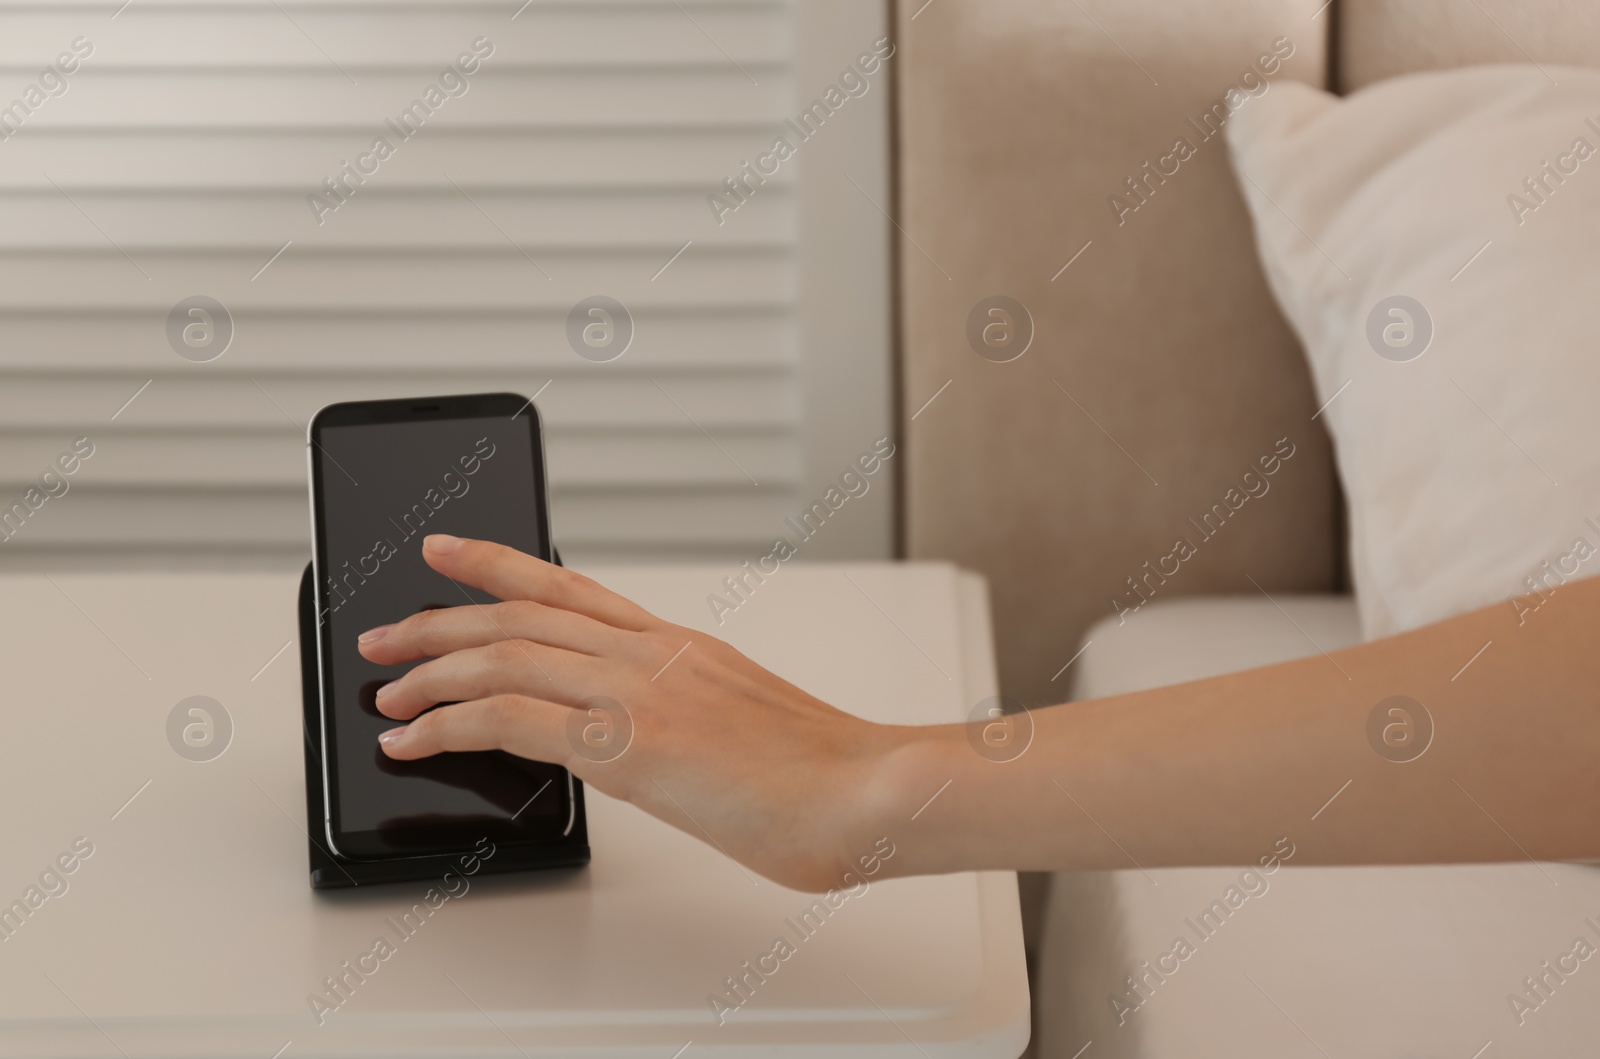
[424,534,463,554]
[378,727,407,746]
[358,624,393,644]
[375,681,397,700]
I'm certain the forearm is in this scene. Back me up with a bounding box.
[872,577,1600,878]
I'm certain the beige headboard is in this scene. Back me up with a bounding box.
[895,0,1600,706]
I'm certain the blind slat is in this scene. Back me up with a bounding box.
[0,7,789,66]
[0,430,798,487]
[0,488,795,549]
[0,252,793,309]
[0,190,793,248]
[0,131,794,188]
[19,70,797,128]
[0,313,796,369]
[0,374,798,429]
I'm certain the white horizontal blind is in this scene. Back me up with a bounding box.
[0,0,891,568]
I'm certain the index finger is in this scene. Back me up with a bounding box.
[422,534,657,631]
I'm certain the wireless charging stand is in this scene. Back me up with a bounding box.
[295,558,590,890]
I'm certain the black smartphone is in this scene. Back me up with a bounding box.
[307,392,578,861]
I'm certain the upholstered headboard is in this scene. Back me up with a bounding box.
[895,0,1600,706]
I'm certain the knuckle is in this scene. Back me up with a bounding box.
[483,539,518,570]
[432,708,470,751]
[406,707,440,745]
[486,693,521,727]
[549,564,589,598]
[387,611,420,645]
[406,607,442,640]
[483,695,527,750]
[693,628,741,665]
[652,628,686,654]
[400,659,436,693]
[489,637,527,665]
[619,628,661,662]
[503,598,542,625]
[662,623,706,653]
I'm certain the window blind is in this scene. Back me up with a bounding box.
[0,0,892,568]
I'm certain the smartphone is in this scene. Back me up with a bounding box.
[307,392,577,861]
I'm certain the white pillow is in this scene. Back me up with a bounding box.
[1225,65,1600,638]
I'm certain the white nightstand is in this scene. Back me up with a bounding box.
[0,562,1028,1057]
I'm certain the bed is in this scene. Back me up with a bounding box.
[892,2,1600,1055]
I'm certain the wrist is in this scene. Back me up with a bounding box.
[852,722,981,880]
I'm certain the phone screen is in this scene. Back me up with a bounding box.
[308,394,574,860]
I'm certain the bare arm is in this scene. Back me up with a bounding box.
[362,535,1600,890]
[874,571,1600,878]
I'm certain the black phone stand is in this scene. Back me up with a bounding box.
[295,557,590,890]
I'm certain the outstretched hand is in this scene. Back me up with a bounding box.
[357,534,917,891]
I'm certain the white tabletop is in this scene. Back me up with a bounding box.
[0,562,1028,1058]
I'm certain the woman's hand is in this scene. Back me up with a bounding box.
[357,534,912,891]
